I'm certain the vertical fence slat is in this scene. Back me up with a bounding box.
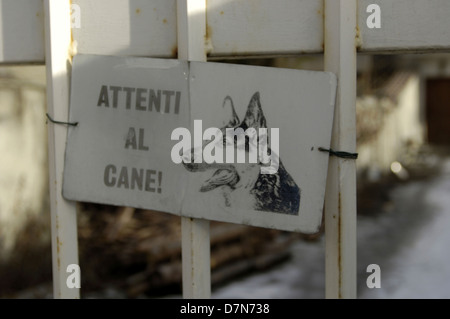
[177,0,211,299]
[324,0,358,299]
[44,0,80,299]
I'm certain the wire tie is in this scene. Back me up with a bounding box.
[319,147,358,159]
[46,113,78,127]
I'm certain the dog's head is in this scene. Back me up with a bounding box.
[183,92,270,193]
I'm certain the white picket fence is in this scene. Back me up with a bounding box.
[1,0,449,299]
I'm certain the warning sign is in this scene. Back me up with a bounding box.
[63,54,337,233]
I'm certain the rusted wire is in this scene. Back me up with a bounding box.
[319,147,358,159]
[46,113,78,126]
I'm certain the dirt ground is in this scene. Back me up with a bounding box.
[0,203,306,298]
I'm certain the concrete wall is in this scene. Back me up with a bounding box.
[357,73,425,179]
[0,66,49,260]
[275,57,426,179]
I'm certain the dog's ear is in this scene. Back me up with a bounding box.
[242,92,267,129]
[222,96,240,128]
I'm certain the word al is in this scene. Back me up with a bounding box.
[366,4,381,29]
[366,264,381,289]
[66,264,81,289]
[171,120,280,174]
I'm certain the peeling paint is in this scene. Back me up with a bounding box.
[136,8,141,15]
[69,0,75,63]
[69,40,78,59]
[204,24,214,55]
[171,45,178,58]
[205,24,212,42]
[163,18,167,24]
[56,236,62,254]
[355,25,362,50]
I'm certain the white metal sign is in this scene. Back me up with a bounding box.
[63,54,337,233]
[63,55,189,214]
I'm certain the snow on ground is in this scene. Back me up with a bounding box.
[212,158,450,299]
[359,158,450,298]
[212,237,326,299]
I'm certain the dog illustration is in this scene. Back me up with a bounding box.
[183,92,300,215]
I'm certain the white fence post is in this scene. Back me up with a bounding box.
[177,0,211,299]
[44,0,80,299]
[324,0,358,299]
